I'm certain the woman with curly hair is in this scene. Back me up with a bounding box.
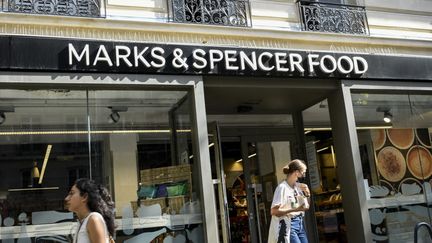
[65,178,116,243]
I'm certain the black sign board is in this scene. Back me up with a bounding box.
[0,36,431,81]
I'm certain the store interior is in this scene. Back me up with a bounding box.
[208,129,347,243]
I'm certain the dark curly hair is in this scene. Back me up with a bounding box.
[74,178,116,237]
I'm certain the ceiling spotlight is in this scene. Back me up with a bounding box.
[376,107,392,123]
[0,112,5,125]
[109,111,120,123]
[108,106,128,124]
[383,111,393,123]
[0,106,15,125]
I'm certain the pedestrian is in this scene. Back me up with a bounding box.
[268,159,310,243]
[65,178,116,243]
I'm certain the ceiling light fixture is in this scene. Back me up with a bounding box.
[0,106,15,125]
[108,106,128,124]
[0,112,5,125]
[376,107,392,123]
[38,144,52,185]
[0,129,192,136]
[109,111,120,123]
[383,111,393,123]
[235,153,257,163]
[317,146,330,153]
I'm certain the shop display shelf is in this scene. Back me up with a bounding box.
[367,194,426,209]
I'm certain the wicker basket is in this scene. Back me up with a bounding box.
[131,196,187,216]
[140,164,191,185]
[167,196,187,214]
[131,198,167,215]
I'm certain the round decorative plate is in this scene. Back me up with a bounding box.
[415,129,432,149]
[371,129,386,150]
[377,146,406,182]
[406,145,432,180]
[387,129,414,150]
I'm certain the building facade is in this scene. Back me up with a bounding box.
[0,0,431,243]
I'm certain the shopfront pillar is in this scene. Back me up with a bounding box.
[328,82,372,243]
[109,133,139,217]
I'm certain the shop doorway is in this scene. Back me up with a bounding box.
[203,76,339,242]
[240,135,296,243]
[209,125,318,243]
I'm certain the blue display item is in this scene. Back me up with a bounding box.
[137,185,157,199]
[156,184,168,198]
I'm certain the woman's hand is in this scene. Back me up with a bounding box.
[292,204,309,213]
[299,183,310,197]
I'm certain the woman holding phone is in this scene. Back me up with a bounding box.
[268,159,310,243]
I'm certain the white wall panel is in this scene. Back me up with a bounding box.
[250,1,297,21]
[365,0,432,13]
[368,11,432,31]
[108,0,167,9]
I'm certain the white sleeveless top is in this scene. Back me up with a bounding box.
[74,212,110,243]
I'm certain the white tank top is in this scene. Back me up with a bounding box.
[74,212,109,243]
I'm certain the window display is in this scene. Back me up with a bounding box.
[352,92,432,243]
[0,89,205,242]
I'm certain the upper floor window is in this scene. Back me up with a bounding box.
[4,0,104,18]
[297,0,369,35]
[168,0,252,27]
[310,0,358,5]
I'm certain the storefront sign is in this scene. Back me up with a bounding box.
[67,43,368,77]
[1,36,432,80]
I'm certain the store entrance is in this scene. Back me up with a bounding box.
[209,126,312,243]
[203,76,339,243]
[240,135,297,243]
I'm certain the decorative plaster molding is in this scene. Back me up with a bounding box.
[0,14,430,56]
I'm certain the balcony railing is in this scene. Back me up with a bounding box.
[2,0,104,18]
[297,1,369,35]
[168,0,251,27]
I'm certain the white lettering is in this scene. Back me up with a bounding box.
[353,56,368,74]
[192,49,207,69]
[274,52,288,72]
[115,46,132,67]
[337,56,354,74]
[320,55,337,73]
[308,54,320,73]
[209,49,224,70]
[258,52,274,71]
[224,50,238,70]
[93,45,113,66]
[151,47,165,68]
[68,43,89,66]
[133,47,151,68]
[69,43,369,76]
[239,51,257,71]
[289,53,304,73]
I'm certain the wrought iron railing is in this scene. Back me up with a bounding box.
[168,0,251,27]
[297,1,369,35]
[2,0,104,18]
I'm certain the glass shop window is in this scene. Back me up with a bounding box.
[352,92,432,242]
[0,88,205,243]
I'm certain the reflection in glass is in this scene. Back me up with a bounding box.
[87,90,204,242]
[0,89,89,243]
[302,99,347,242]
[352,92,432,242]
[0,89,205,243]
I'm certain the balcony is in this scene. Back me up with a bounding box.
[2,0,104,18]
[297,1,369,35]
[168,0,251,27]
